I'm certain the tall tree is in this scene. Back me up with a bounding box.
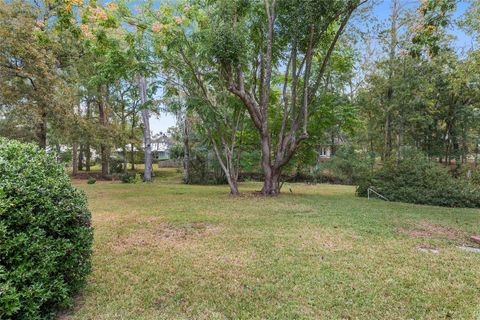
[0,0,77,148]
[200,0,367,194]
[138,75,153,181]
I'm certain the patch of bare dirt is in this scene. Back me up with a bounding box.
[112,222,221,251]
[399,221,462,240]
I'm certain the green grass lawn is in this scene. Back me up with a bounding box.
[63,169,480,319]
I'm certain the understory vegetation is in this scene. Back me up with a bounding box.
[357,150,480,208]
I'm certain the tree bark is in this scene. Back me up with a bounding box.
[37,110,47,149]
[130,114,136,170]
[209,135,239,195]
[183,114,191,184]
[72,142,78,176]
[384,112,392,159]
[85,100,91,172]
[122,146,128,172]
[138,75,152,182]
[130,144,135,170]
[78,145,84,171]
[259,130,279,194]
[330,131,336,156]
[85,145,91,172]
[100,144,109,177]
[262,168,281,195]
[225,171,239,195]
[98,85,109,177]
[55,144,61,162]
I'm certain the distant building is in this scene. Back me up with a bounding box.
[151,133,172,160]
[318,146,332,159]
[316,134,345,162]
[112,132,172,162]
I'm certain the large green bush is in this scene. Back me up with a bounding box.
[0,139,93,319]
[320,145,374,184]
[357,151,480,208]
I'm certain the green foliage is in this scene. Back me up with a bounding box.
[0,139,93,319]
[0,1,79,147]
[357,150,480,208]
[240,150,262,173]
[209,26,245,65]
[121,172,142,183]
[470,166,480,185]
[461,0,480,43]
[206,0,249,65]
[322,146,373,184]
[110,156,125,174]
[410,0,456,57]
[87,176,97,184]
[185,155,228,185]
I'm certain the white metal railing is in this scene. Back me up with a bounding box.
[367,187,389,201]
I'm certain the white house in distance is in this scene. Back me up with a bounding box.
[114,132,172,162]
[316,134,345,162]
[151,133,171,160]
[318,146,332,159]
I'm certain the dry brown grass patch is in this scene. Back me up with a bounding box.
[399,221,463,240]
[112,222,221,251]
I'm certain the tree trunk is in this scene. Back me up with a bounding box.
[316,143,322,166]
[37,110,47,149]
[78,145,84,171]
[330,131,336,156]
[262,167,281,195]
[100,146,109,177]
[215,148,239,195]
[138,75,152,182]
[462,127,468,165]
[72,142,78,176]
[122,146,128,172]
[397,113,404,160]
[98,85,109,177]
[259,129,279,195]
[209,133,240,195]
[85,100,92,172]
[85,145,91,172]
[445,143,450,165]
[259,130,282,195]
[183,134,190,183]
[121,116,128,172]
[130,143,135,170]
[384,112,392,160]
[55,144,61,162]
[225,173,239,195]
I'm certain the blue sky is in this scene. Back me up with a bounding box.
[150,0,474,134]
[151,111,176,135]
[372,0,473,49]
